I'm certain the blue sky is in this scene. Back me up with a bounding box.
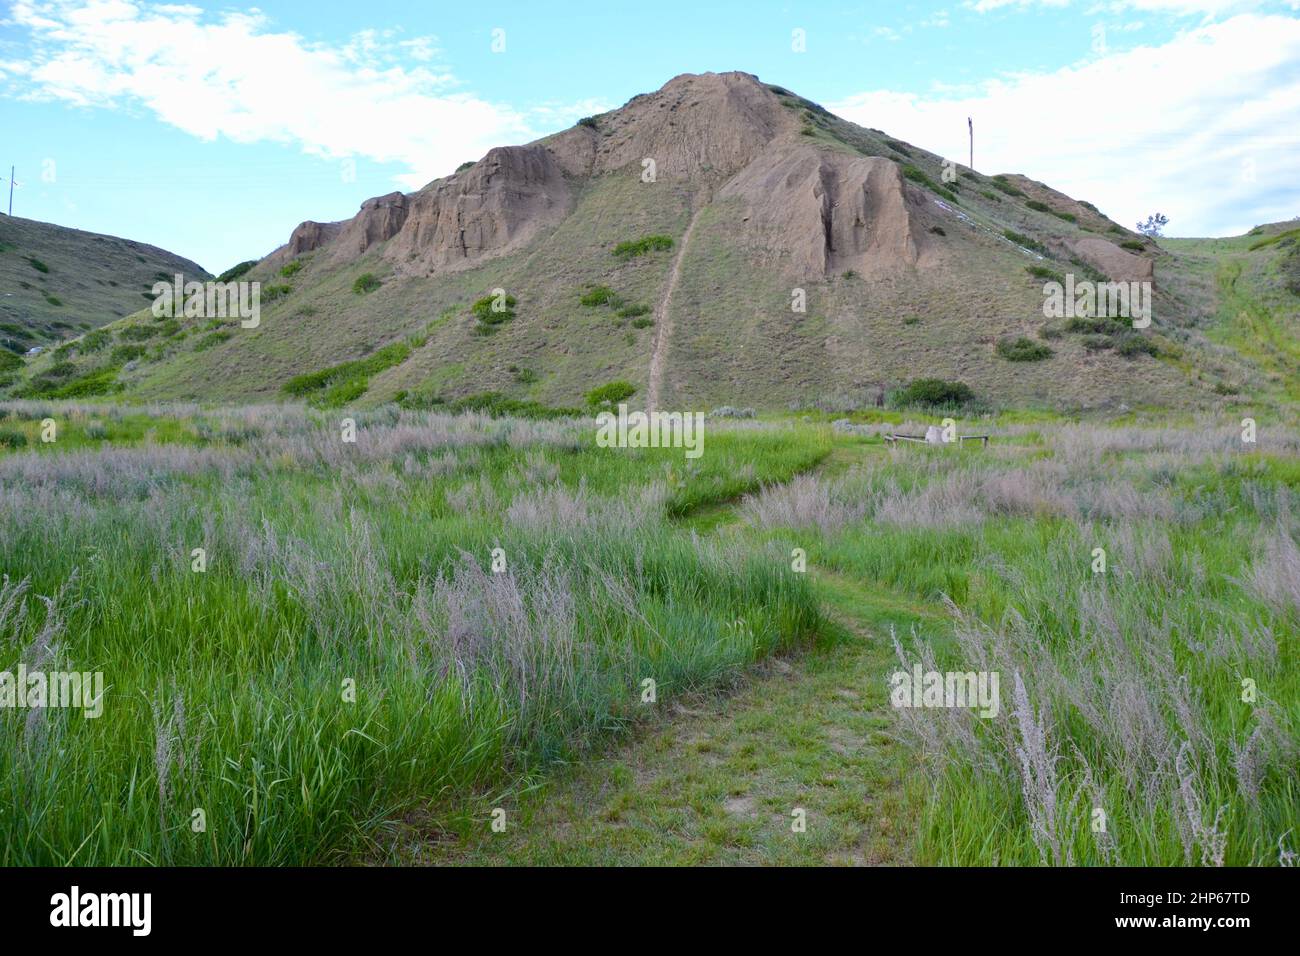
[1,0,1299,272]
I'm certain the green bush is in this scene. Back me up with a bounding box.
[352,273,381,294]
[262,283,292,302]
[22,366,120,399]
[1025,199,1051,213]
[612,235,673,260]
[586,380,637,408]
[316,378,368,408]
[111,344,148,363]
[902,165,958,203]
[119,324,158,341]
[44,295,62,306]
[279,260,303,278]
[0,350,21,372]
[996,336,1054,362]
[194,330,233,351]
[27,257,49,273]
[0,428,27,449]
[579,285,620,307]
[1065,317,1122,334]
[1117,334,1159,358]
[438,392,580,420]
[1081,335,1114,351]
[471,293,517,326]
[631,318,654,329]
[990,177,1024,197]
[893,378,974,409]
[80,330,112,352]
[282,341,413,401]
[1004,230,1049,256]
[1119,239,1145,252]
[616,303,650,318]
[1026,264,1065,285]
[577,116,599,129]
[216,260,257,283]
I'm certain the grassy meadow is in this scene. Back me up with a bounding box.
[0,399,1296,866]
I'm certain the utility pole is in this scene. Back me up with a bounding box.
[967,118,973,171]
[6,167,13,216]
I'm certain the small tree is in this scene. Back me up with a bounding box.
[1136,213,1169,237]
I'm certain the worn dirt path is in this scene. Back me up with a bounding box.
[646,207,705,412]
[393,444,948,866]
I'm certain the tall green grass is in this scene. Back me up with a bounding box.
[0,404,829,864]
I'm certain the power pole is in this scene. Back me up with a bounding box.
[967,118,973,171]
[6,167,12,216]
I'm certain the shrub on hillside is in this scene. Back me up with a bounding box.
[586,380,637,408]
[1025,199,1051,213]
[612,235,673,260]
[279,260,303,278]
[1026,264,1065,285]
[579,285,620,307]
[352,273,381,294]
[471,292,517,326]
[0,428,27,449]
[892,378,974,409]
[111,344,148,364]
[1004,230,1049,256]
[216,260,257,283]
[194,330,233,351]
[996,336,1054,362]
[1117,334,1159,358]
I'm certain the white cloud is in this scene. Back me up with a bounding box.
[0,0,608,191]
[828,13,1300,235]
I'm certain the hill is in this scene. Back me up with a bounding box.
[0,214,207,359]
[4,72,1291,413]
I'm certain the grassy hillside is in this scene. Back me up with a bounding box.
[1,74,1294,417]
[0,214,207,359]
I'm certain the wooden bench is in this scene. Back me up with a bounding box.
[884,433,990,447]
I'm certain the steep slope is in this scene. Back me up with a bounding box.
[6,71,1269,413]
[0,214,207,356]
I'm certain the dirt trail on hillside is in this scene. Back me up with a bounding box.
[647,206,705,412]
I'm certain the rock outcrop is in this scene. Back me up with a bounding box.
[1066,236,1154,284]
[719,144,928,278]
[380,145,569,274]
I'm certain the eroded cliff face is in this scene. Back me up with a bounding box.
[272,144,569,275]
[719,144,929,278]
[379,145,570,275]
[1064,236,1155,284]
[267,72,801,275]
